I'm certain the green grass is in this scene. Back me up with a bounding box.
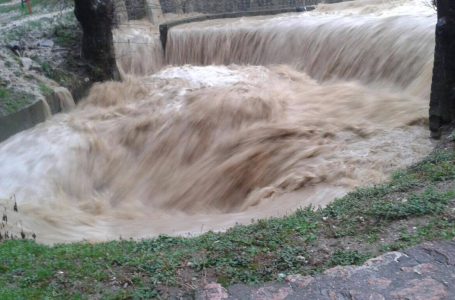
[327,250,371,267]
[0,87,33,115]
[0,0,73,26]
[1,19,45,43]
[30,0,73,11]
[38,83,53,96]
[0,87,8,98]
[0,8,82,91]
[1,146,455,298]
[39,59,80,87]
[0,2,17,14]
[0,1,78,49]
[0,0,51,16]
[53,13,79,48]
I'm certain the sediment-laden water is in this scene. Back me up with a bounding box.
[0,0,436,243]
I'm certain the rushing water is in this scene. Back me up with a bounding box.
[0,0,436,243]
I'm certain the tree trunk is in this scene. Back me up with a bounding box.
[74,0,120,81]
[429,0,455,138]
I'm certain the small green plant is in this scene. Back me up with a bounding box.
[40,62,52,78]
[0,89,32,115]
[0,3,17,14]
[38,83,53,96]
[0,87,9,99]
[327,250,371,267]
[54,22,77,47]
[0,196,35,242]
[367,188,453,220]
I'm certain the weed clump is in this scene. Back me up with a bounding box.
[0,195,35,242]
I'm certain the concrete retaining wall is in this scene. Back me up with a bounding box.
[0,88,74,143]
[160,0,321,14]
[0,99,49,142]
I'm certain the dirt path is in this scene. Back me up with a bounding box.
[0,8,72,30]
[0,1,19,7]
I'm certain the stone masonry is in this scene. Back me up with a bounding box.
[197,241,455,300]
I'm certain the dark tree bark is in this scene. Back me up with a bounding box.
[74,0,120,81]
[429,0,455,138]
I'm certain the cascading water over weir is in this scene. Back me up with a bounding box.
[0,0,437,243]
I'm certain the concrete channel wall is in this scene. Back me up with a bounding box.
[0,88,74,143]
[0,100,49,142]
[160,0,321,14]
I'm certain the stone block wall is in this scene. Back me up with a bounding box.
[114,0,328,23]
[160,0,321,14]
[125,0,147,19]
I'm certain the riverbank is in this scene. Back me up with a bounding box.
[1,127,453,299]
[0,0,91,141]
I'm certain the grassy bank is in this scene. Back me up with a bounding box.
[1,135,455,298]
[0,0,89,118]
[0,86,34,115]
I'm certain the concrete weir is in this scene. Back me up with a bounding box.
[113,0,452,137]
[111,1,340,50]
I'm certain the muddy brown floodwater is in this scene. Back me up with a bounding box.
[0,0,436,243]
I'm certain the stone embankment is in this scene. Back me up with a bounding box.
[199,241,455,300]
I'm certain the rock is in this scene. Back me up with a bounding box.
[197,283,228,300]
[364,251,406,267]
[30,61,43,72]
[223,241,455,299]
[285,274,314,288]
[295,255,307,262]
[349,290,385,300]
[400,263,438,275]
[251,286,293,300]
[323,265,356,278]
[7,41,24,55]
[36,39,54,48]
[367,278,392,289]
[8,40,20,49]
[20,57,33,71]
[390,278,448,300]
